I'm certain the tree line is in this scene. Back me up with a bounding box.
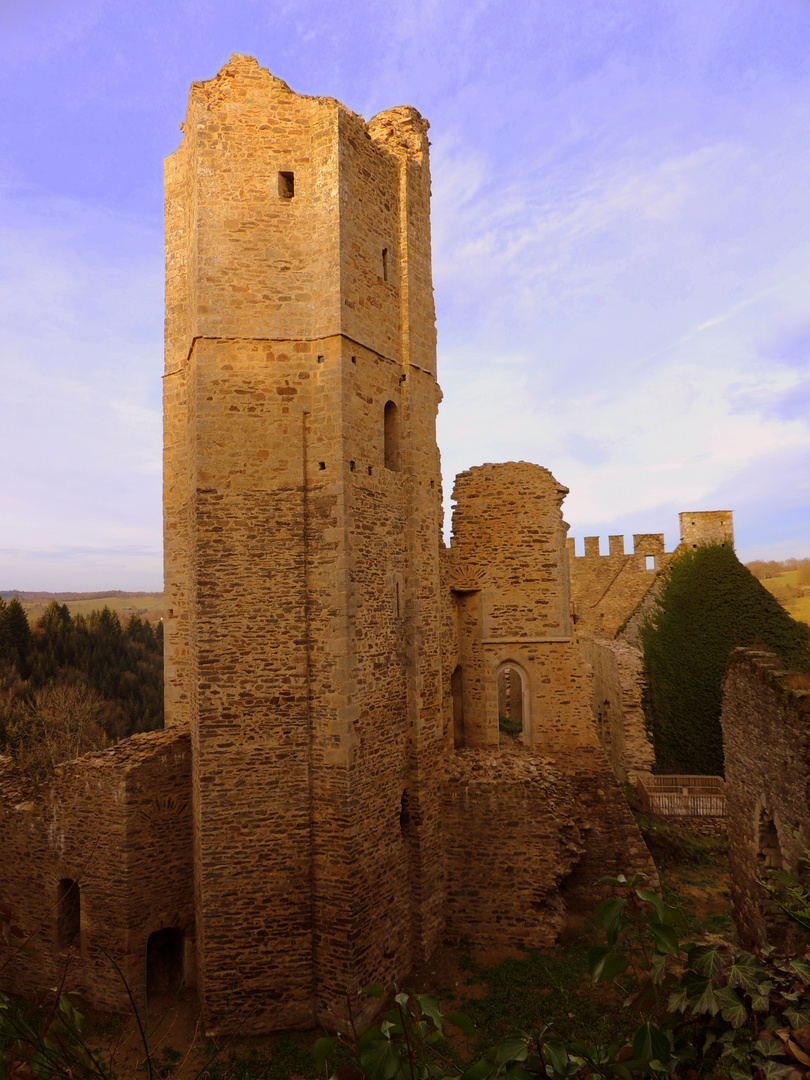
[0,598,163,783]
[745,556,810,584]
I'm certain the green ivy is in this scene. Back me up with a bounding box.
[639,544,810,775]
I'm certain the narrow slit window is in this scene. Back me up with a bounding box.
[452,665,465,749]
[57,878,81,951]
[382,248,389,281]
[278,171,295,199]
[384,401,400,472]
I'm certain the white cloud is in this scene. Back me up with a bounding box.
[0,193,163,589]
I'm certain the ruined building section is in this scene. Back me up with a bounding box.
[721,649,810,950]
[577,636,653,783]
[2,57,664,1032]
[163,55,443,1033]
[0,732,194,1009]
[565,533,672,782]
[569,512,735,782]
[441,462,656,921]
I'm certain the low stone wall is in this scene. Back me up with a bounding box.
[721,649,810,950]
[672,816,727,839]
[0,729,193,1010]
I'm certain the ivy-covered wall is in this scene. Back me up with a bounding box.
[640,544,810,775]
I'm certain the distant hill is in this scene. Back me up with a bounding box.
[1,591,165,625]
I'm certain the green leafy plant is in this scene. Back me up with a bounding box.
[313,984,475,1080]
[316,875,810,1079]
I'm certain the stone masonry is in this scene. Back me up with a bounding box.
[0,56,655,1035]
[721,649,810,950]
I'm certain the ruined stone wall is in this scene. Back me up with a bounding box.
[163,56,443,1033]
[443,748,583,946]
[721,649,810,950]
[0,731,193,1010]
[578,637,654,782]
[570,511,734,782]
[443,462,657,909]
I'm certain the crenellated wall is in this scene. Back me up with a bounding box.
[568,533,673,639]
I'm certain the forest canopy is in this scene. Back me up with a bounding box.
[0,599,163,783]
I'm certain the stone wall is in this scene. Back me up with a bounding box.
[1,58,663,1035]
[578,637,654,782]
[679,511,734,551]
[0,730,193,1010]
[721,649,810,949]
[444,747,583,946]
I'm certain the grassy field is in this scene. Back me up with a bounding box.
[760,571,810,627]
[4,591,165,625]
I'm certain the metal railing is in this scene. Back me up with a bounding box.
[637,774,726,817]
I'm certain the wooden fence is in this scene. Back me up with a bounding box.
[636,774,726,817]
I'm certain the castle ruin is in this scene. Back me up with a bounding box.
[1,56,655,1034]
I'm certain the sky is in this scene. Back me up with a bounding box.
[1,0,809,590]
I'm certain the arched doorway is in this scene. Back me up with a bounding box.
[496,661,529,743]
[756,806,790,948]
[146,927,185,999]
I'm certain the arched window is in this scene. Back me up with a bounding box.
[146,927,185,999]
[56,878,81,951]
[384,401,400,472]
[451,665,465,749]
[496,661,528,742]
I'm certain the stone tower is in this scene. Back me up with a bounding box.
[679,511,734,550]
[163,55,444,1032]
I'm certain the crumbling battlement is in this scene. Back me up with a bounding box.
[570,510,735,783]
[721,649,810,950]
[569,511,735,640]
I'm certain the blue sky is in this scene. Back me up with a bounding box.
[1,0,809,590]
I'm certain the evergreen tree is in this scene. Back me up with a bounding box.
[1,599,32,676]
